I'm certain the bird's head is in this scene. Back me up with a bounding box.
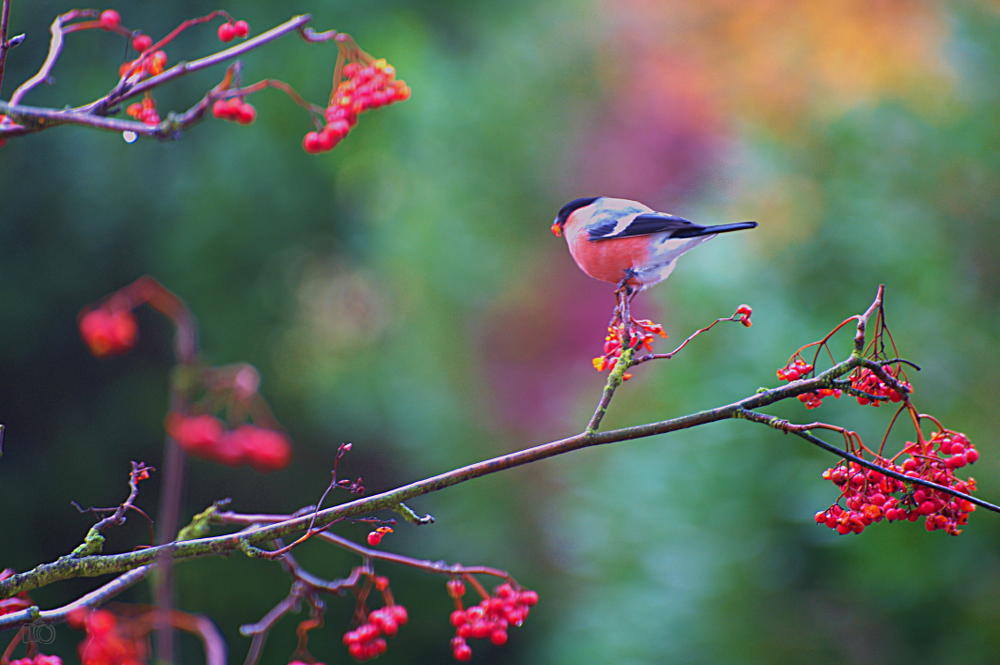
[551,197,600,237]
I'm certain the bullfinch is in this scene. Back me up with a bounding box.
[551,196,757,295]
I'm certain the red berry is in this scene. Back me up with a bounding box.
[367,531,383,546]
[236,103,257,125]
[132,34,152,52]
[316,129,339,152]
[242,426,292,472]
[965,448,979,464]
[325,118,351,140]
[212,100,229,119]
[518,589,538,606]
[99,9,121,30]
[221,97,241,119]
[165,413,225,456]
[85,609,118,636]
[447,578,466,599]
[452,642,472,662]
[233,20,250,37]
[490,629,508,646]
[218,22,237,42]
[201,428,248,467]
[79,307,138,357]
[303,132,322,154]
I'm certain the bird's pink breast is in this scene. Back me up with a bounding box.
[566,233,650,286]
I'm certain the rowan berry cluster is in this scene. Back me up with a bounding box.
[119,49,168,82]
[592,319,667,380]
[776,356,841,409]
[446,579,538,662]
[7,656,62,665]
[0,570,62,664]
[336,573,408,662]
[165,413,292,472]
[343,604,409,661]
[79,306,139,358]
[125,97,160,125]
[217,19,249,43]
[303,59,411,154]
[815,428,979,536]
[68,608,146,665]
[211,98,257,125]
[851,366,910,406]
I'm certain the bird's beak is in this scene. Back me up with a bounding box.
[551,221,563,237]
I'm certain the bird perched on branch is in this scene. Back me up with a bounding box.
[551,196,757,325]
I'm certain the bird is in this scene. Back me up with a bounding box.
[552,196,757,294]
[551,197,757,327]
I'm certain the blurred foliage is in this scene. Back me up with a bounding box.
[2,0,1000,664]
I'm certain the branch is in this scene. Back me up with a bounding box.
[1,287,995,617]
[0,350,888,604]
[0,14,312,140]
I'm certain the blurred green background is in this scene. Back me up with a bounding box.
[3,0,1000,663]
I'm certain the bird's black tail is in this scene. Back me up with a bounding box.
[672,221,758,238]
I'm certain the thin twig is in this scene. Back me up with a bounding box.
[854,284,884,353]
[0,0,12,97]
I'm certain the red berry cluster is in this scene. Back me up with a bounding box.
[851,366,910,406]
[98,9,120,31]
[815,429,979,536]
[8,656,62,665]
[79,306,138,358]
[776,356,841,408]
[218,20,249,43]
[126,97,160,125]
[343,604,409,662]
[119,49,167,81]
[68,608,146,665]
[212,98,257,125]
[592,319,667,379]
[303,59,410,154]
[447,580,538,662]
[165,413,292,472]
